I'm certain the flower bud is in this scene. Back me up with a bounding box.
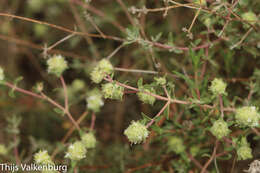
[154,77,166,86]
[190,145,200,157]
[0,144,8,155]
[236,137,253,160]
[242,12,258,25]
[102,83,124,100]
[90,59,113,83]
[71,79,85,92]
[210,119,230,139]
[81,132,97,149]
[137,87,156,105]
[235,106,260,127]
[86,89,104,113]
[124,121,149,144]
[167,136,185,154]
[34,150,53,165]
[65,141,86,161]
[209,78,227,95]
[47,55,68,77]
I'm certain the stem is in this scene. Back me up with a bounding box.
[146,101,170,128]
[201,140,219,173]
[60,76,69,111]
[90,113,96,130]
[219,95,224,118]
[5,82,43,99]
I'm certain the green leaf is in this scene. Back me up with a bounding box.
[151,125,163,135]
[140,112,152,125]
[14,76,23,85]
[173,71,195,88]
[53,108,65,116]
[137,78,143,88]
[151,32,162,42]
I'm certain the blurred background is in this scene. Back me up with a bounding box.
[0,0,259,172]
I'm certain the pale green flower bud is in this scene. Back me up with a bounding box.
[81,132,97,149]
[236,137,253,160]
[167,136,185,154]
[242,12,258,25]
[0,144,8,155]
[47,55,68,77]
[237,146,253,160]
[190,145,200,157]
[209,78,227,95]
[90,59,114,84]
[154,77,166,86]
[34,150,53,165]
[210,119,230,139]
[0,67,4,81]
[90,68,105,84]
[65,141,86,161]
[137,87,156,105]
[98,59,113,74]
[86,89,104,113]
[235,106,260,127]
[124,121,149,144]
[71,79,85,92]
[102,83,124,100]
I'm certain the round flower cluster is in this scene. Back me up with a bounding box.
[242,12,258,25]
[90,59,113,83]
[81,132,97,149]
[209,78,227,96]
[137,87,156,105]
[71,79,85,92]
[124,121,149,144]
[210,119,230,139]
[190,145,200,157]
[0,144,7,155]
[102,82,124,100]
[34,150,54,165]
[0,67,4,81]
[47,55,68,77]
[65,141,87,161]
[236,137,253,160]
[235,106,260,127]
[167,136,185,154]
[86,89,104,113]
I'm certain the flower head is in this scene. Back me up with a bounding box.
[167,136,185,154]
[47,55,68,77]
[65,141,87,161]
[236,137,253,160]
[137,86,156,105]
[0,144,7,155]
[71,79,85,92]
[0,67,4,81]
[81,132,97,149]
[235,106,260,127]
[190,145,200,157]
[124,121,149,144]
[210,119,230,139]
[209,78,227,95]
[86,89,104,113]
[102,82,124,100]
[34,150,53,165]
[90,59,113,83]
[154,77,166,86]
[242,12,258,25]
